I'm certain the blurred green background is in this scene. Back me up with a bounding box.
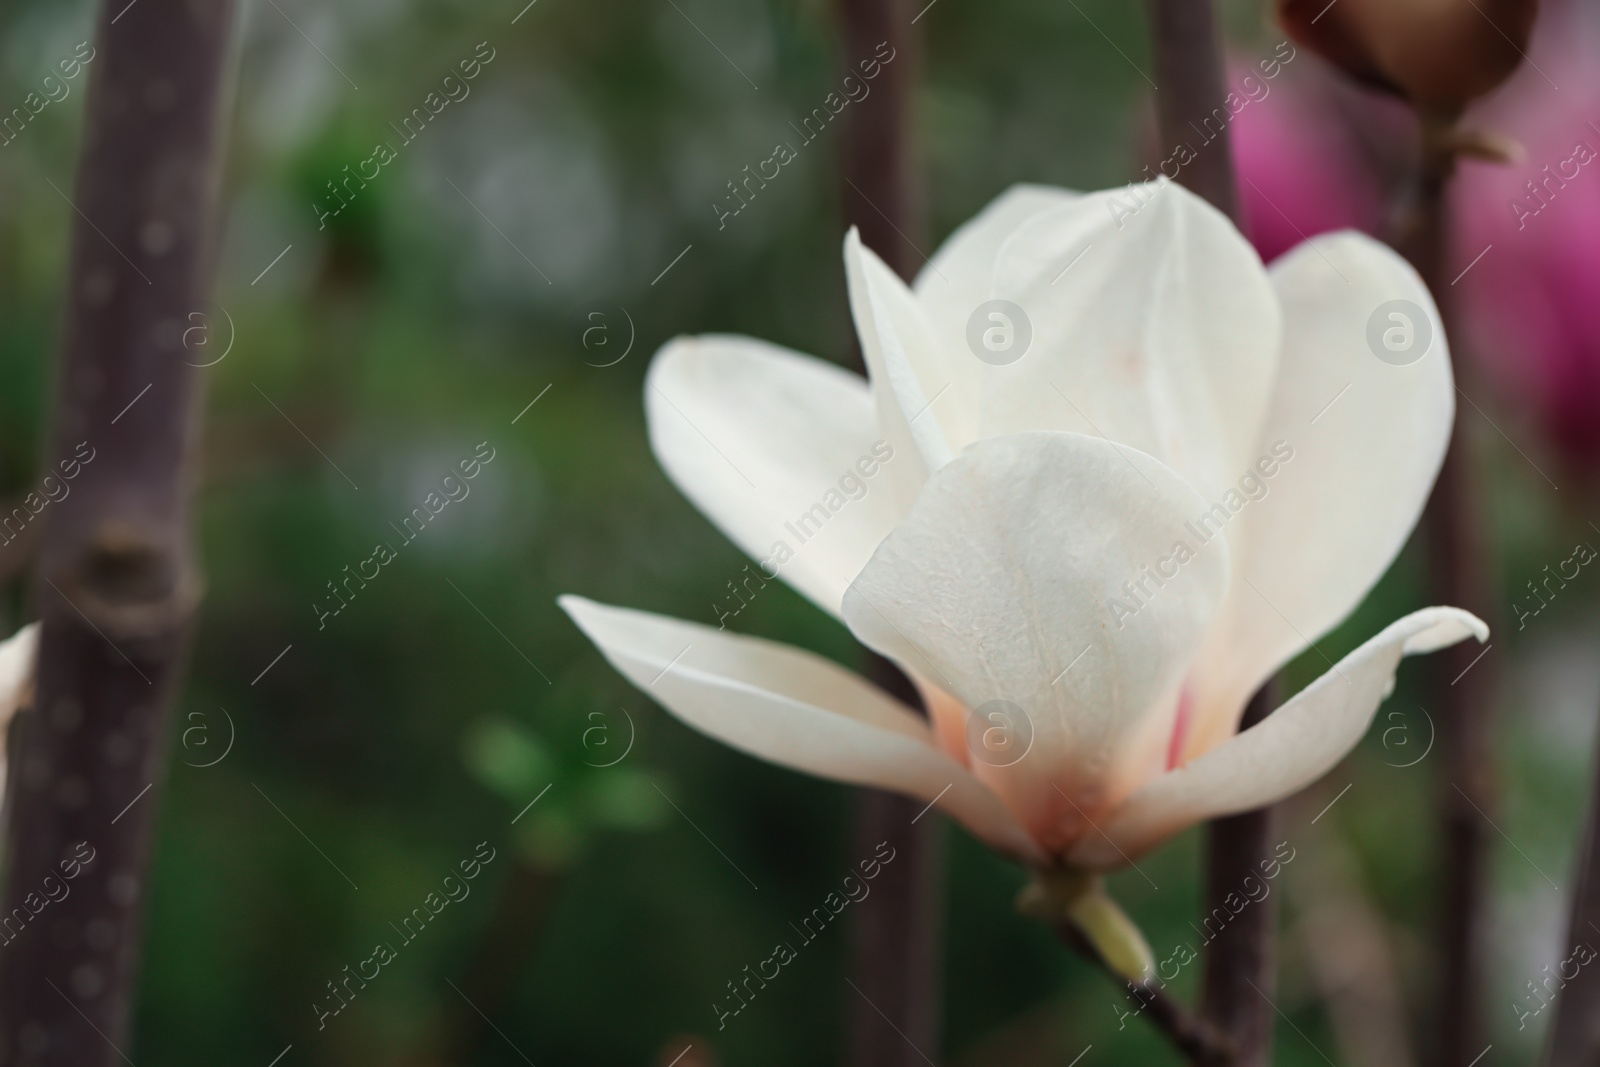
[0,0,1591,1064]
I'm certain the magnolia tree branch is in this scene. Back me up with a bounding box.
[1051,916,1235,1066]
[1393,115,1499,1067]
[0,1,234,1063]
[1199,690,1277,1067]
[833,2,943,1065]
[836,0,922,278]
[1144,0,1238,218]
[1422,445,1495,1067]
[1143,1,1277,1062]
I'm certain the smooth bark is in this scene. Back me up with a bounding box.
[1395,115,1498,1067]
[0,2,234,1063]
[833,1,942,1064]
[1198,689,1277,1067]
[1144,0,1239,218]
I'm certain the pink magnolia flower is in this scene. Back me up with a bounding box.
[1452,6,1600,465]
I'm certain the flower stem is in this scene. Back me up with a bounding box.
[1048,911,1235,1065]
[0,0,235,1060]
[833,1,942,1064]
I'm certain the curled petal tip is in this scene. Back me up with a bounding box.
[1400,606,1489,656]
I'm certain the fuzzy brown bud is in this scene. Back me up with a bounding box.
[1278,0,1539,113]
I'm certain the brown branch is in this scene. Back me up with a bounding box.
[1423,446,1495,1067]
[846,655,942,1067]
[1393,114,1499,1067]
[836,0,923,284]
[1143,0,1238,218]
[1199,688,1278,1067]
[1142,1,1279,1061]
[832,1,942,1064]
[1050,913,1235,1066]
[0,2,235,1063]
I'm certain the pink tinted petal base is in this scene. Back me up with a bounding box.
[1166,685,1195,772]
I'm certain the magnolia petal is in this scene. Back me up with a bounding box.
[981,179,1282,505]
[1071,606,1487,870]
[915,184,1084,311]
[560,595,1044,864]
[841,432,1230,855]
[0,623,39,798]
[645,335,906,618]
[909,674,972,767]
[1180,233,1455,759]
[912,184,1083,448]
[0,622,38,725]
[844,229,963,486]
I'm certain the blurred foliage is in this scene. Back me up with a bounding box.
[0,0,1592,1064]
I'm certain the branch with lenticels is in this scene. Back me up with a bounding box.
[0,2,236,1063]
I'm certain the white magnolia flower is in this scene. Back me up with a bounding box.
[562,179,1485,877]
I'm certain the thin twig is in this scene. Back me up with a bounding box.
[1051,914,1236,1065]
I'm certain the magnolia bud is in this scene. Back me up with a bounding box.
[1065,883,1157,985]
[1278,0,1539,113]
